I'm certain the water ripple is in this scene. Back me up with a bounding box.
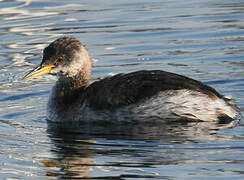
[0,0,243,179]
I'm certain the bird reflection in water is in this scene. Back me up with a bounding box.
[41,119,238,179]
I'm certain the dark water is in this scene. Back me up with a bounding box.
[0,0,244,179]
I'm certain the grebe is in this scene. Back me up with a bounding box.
[23,37,239,123]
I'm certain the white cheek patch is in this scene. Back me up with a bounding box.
[65,54,84,77]
[51,63,82,77]
[50,47,90,77]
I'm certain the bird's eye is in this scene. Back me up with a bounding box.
[54,58,62,66]
[57,57,63,63]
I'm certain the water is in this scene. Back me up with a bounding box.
[0,0,244,179]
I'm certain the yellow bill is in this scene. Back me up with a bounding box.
[23,65,55,80]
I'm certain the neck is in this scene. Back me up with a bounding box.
[50,52,92,107]
[59,73,90,90]
[53,70,90,105]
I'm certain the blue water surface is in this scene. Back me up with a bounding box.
[0,0,243,179]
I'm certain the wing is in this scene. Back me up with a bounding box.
[84,70,222,109]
